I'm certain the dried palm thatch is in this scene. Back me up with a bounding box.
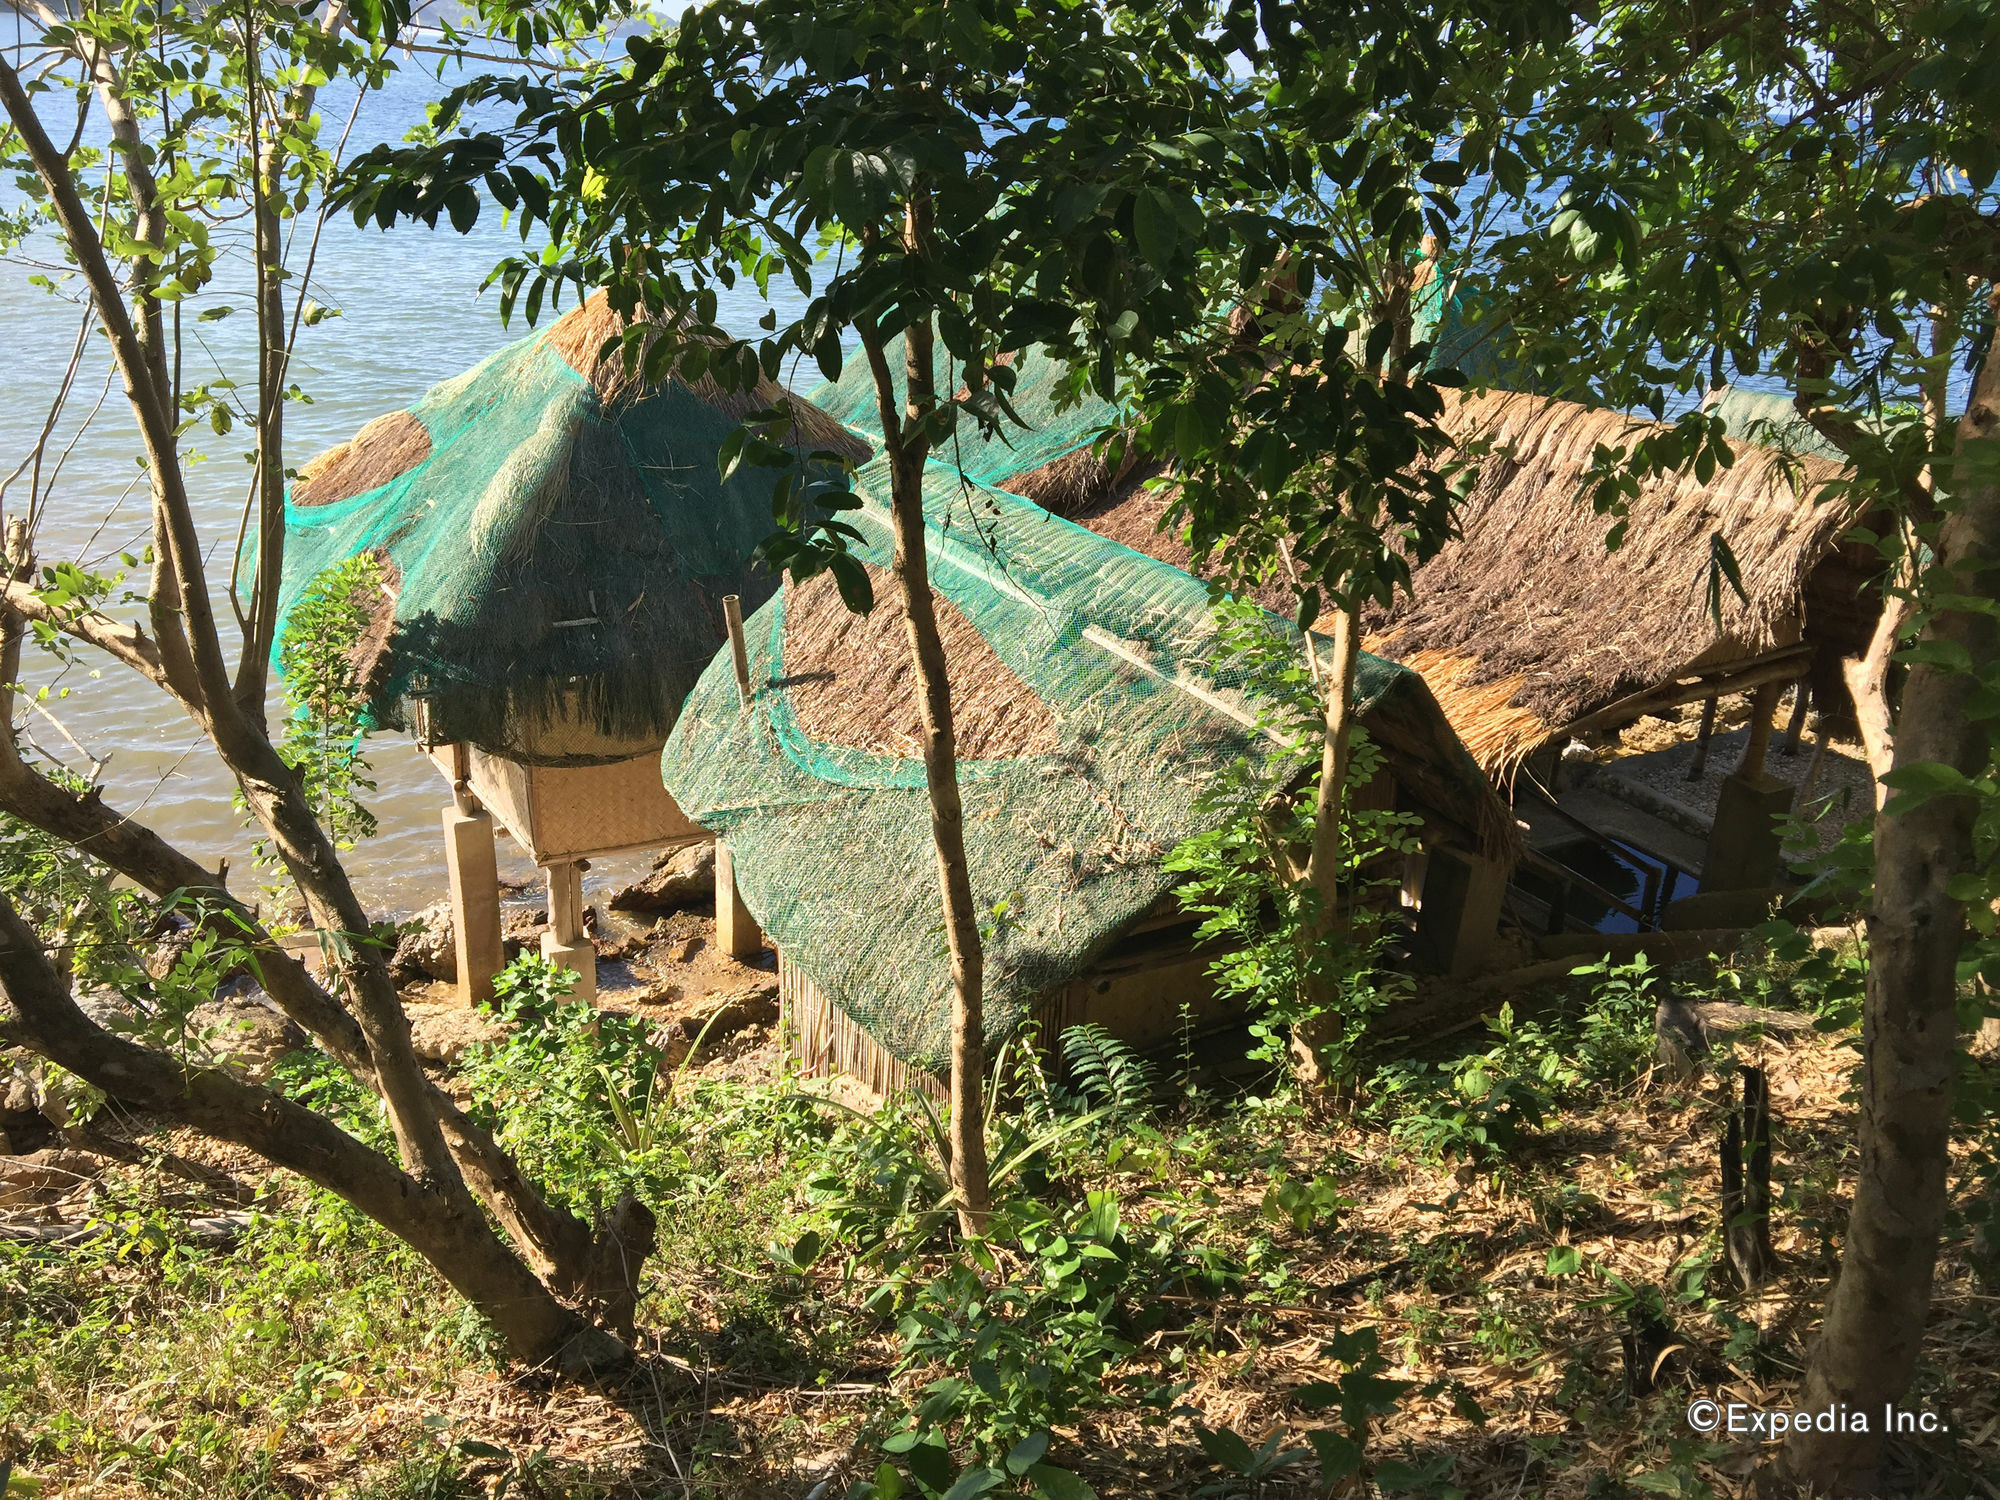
[996,435,1147,516]
[541,295,873,465]
[782,563,1059,760]
[1361,390,1857,777]
[290,410,431,508]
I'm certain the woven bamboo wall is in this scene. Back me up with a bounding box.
[427,742,704,864]
[779,920,1232,1104]
[781,961,947,1100]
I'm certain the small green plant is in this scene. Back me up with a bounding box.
[272,552,388,854]
[1167,598,1424,1093]
[457,954,682,1215]
[1261,1172,1353,1236]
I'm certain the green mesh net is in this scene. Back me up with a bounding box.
[264,318,844,765]
[662,449,1496,1071]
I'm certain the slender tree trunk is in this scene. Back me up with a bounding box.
[1782,308,2000,1492]
[0,894,617,1372]
[855,201,990,1235]
[0,47,621,1348]
[1291,598,1361,1088]
[234,12,290,722]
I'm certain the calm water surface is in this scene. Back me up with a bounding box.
[2,59,809,916]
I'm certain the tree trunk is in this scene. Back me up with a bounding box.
[1291,598,1361,1089]
[1782,309,2000,1492]
[0,46,619,1338]
[855,205,990,1235]
[0,893,619,1372]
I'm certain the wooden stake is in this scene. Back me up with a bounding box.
[1722,1067,1779,1287]
[1686,695,1719,781]
[1736,680,1784,780]
[723,593,751,708]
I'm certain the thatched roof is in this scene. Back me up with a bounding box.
[662,458,1515,1072]
[1057,391,1861,781]
[264,294,869,766]
[1362,391,1857,777]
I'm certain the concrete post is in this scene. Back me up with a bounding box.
[1701,771,1796,892]
[1411,844,1506,978]
[539,858,596,1003]
[715,841,763,959]
[443,801,505,1007]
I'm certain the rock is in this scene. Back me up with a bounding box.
[406,1003,508,1068]
[74,986,139,1033]
[681,981,779,1046]
[5,1061,41,1116]
[0,1147,104,1207]
[395,902,458,984]
[190,991,308,1080]
[609,841,716,914]
[666,936,705,966]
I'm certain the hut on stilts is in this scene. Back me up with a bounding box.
[269,294,867,1002]
[1066,386,1874,921]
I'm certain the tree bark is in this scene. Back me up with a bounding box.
[0,892,619,1372]
[0,42,614,1331]
[855,200,990,1236]
[1291,598,1362,1089]
[1782,309,2000,1492]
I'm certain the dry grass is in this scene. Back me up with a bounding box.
[780,561,1060,761]
[541,294,874,465]
[998,439,1148,517]
[291,410,432,508]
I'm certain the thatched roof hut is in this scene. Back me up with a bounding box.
[271,293,869,766]
[662,436,1517,1083]
[1056,390,1872,782]
[1360,391,1866,778]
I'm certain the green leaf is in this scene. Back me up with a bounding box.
[1005,1433,1051,1475]
[1880,761,1980,813]
[1132,188,1180,267]
[827,551,876,615]
[1027,1465,1096,1500]
[1304,1429,1361,1482]
[1194,1426,1257,1474]
[1545,1245,1582,1277]
[940,1467,1002,1500]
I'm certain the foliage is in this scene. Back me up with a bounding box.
[273,554,389,853]
[457,955,673,1216]
[1167,598,1424,1089]
[0,769,146,995]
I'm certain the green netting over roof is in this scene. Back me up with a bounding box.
[263,300,862,765]
[807,338,1126,489]
[660,456,1496,1071]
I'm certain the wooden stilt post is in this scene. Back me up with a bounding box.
[715,841,763,960]
[442,746,503,1007]
[1736,680,1785,780]
[539,858,596,1002]
[1780,679,1811,757]
[1686,695,1720,781]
